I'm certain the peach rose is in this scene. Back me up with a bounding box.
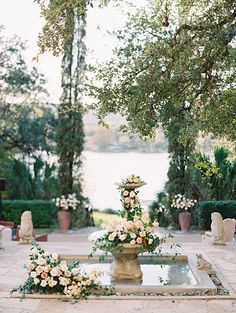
[136,237,142,244]
[41,272,48,279]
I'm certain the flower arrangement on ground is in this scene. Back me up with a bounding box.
[13,243,112,300]
[171,194,197,211]
[53,193,79,211]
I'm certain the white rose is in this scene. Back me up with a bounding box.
[86,279,92,286]
[71,268,80,275]
[152,221,159,227]
[36,257,46,266]
[141,212,150,224]
[130,232,136,239]
[59,261,68,272]
[31,248,38,255]
[50,267,61,277]
[40,280,47,287]
[48,279,57,288]
[52,253,58,261]
[59,277,70,286]
[36,266,44,274]
[148,238,153,245]
[130,239,136,245]
[129,191,136,198]
[34,278,40,285]
[136,237,142,244]
[123,190,129,197]
[139,231,146,237]
[119,234,127,241]
[30,271,37,278]
[108,233,116,241]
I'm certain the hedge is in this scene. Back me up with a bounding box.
[198,200,236,230]
[2,200,57,228]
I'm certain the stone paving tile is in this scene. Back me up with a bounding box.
[65,299,236,313]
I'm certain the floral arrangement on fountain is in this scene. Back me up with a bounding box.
[52,193,79,211]
[91,174,162,256]
[12,243,112,300]
[171,194,197,211]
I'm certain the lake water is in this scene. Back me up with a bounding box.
[82,151,169,210]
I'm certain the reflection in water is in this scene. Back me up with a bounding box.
[80,262,197,286]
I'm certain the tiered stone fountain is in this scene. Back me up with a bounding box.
[109,179,148,281]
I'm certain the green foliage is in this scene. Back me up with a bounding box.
[2,200,57,228]
[193,146,236,200]
[198,201,236,230]
[0,27,55,154]
[56,6,91,227]
[0,154,59,200]
[89,0,236,140]
[149,192,170,227]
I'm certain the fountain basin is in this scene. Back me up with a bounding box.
[59,254,217,295]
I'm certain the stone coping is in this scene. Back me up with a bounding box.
[10,293,236,301]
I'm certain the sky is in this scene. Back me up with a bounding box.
[0,0,144,103]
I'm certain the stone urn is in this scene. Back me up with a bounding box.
[57,210,71,233]
[110,243,145,281]
[179,211,191,232]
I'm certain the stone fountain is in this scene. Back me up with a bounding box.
[91,175,161,282]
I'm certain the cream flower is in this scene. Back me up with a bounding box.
[130,239,136,245]
[148,238,153,245]
[59,261,68,272]
[36,266,44,274]
[59,277,70,286]
[136,237,142,244]
[153,221,159,227]
[130,232,136,239]
[40,280,47,287]
[123,190,129,197]
[129,191,136,198]
[146,226,154,233]
[36,257,46,266]
[50,267,61,277]
[34,278,40,285]
[119,234,127,241]
[30,271,37,278]
[27,263,36,270]
[139,231,146,237]
[48,278,58,288]
[52,253,58,261]
[141,212,150,224]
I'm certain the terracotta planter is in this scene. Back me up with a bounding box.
[179,211,191,232]
[57,210,71,233]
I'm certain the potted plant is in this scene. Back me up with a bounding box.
[52,194,79,233]
[171,194,197,232]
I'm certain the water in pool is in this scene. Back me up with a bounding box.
[79,261,197,286]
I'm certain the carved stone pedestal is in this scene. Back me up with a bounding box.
[110,244,144,281]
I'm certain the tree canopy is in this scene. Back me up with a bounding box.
[89,0,236,142]
[0,26,56,154]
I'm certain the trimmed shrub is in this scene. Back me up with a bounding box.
[198,200,236,230]
[2,200,57,228]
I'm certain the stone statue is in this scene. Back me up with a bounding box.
[210,212,225,245]
[196,254,215,274]
[19,211,34,244]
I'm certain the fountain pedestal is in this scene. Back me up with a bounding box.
[110,244,144,281]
